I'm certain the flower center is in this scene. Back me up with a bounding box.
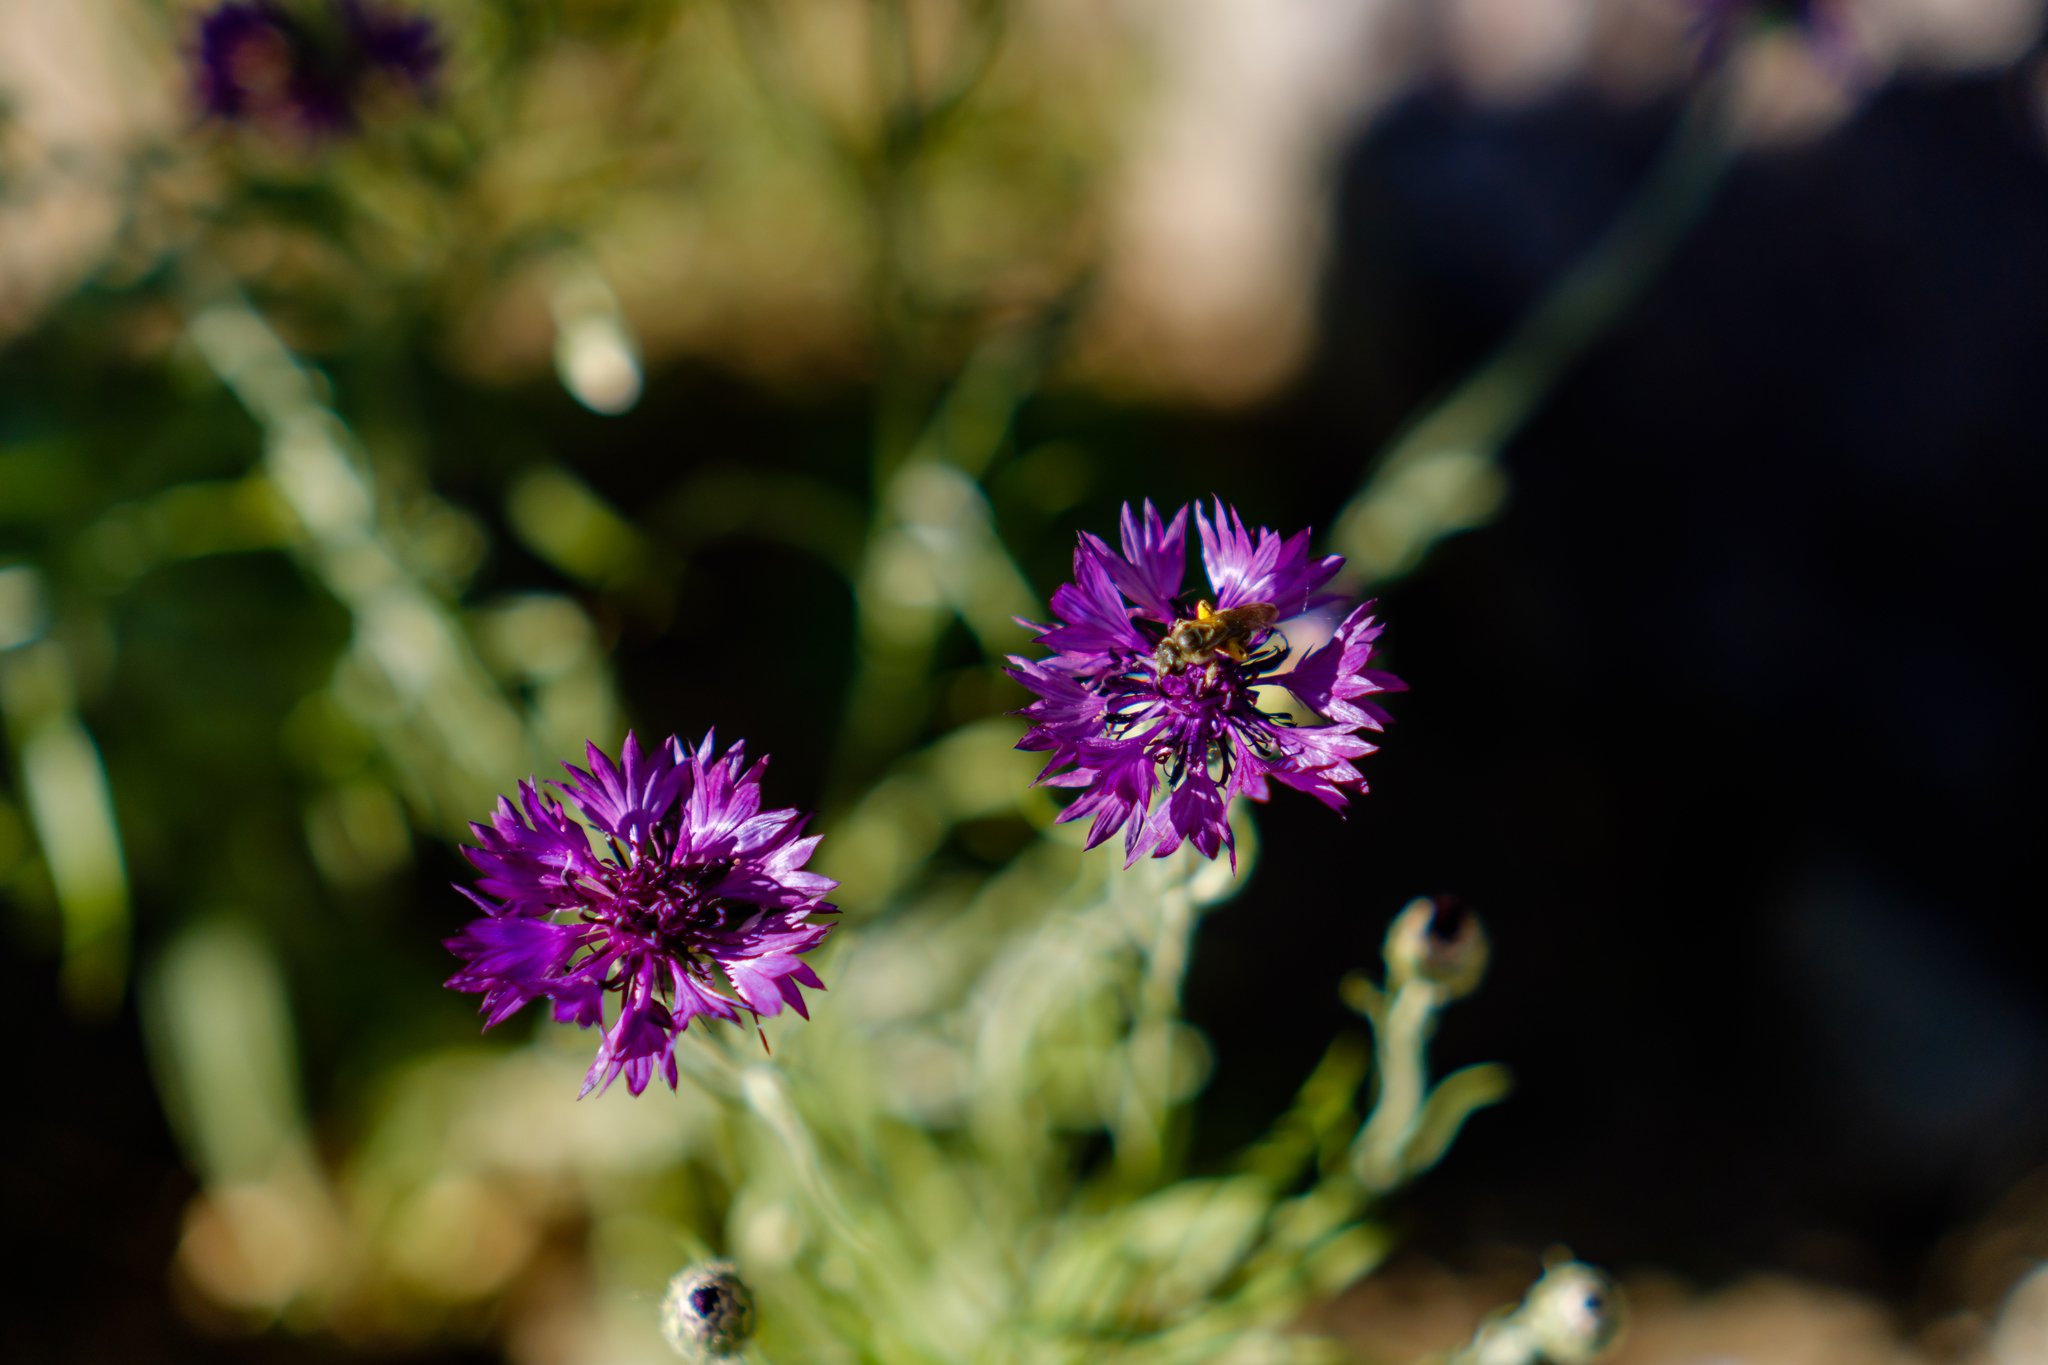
[1088,612,1303,781]
[225,28,298,102]
[1110,628,1266,718]
[598,854,740,954]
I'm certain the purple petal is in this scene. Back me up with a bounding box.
[447,728,836,1097]
[714,922,833,1020]
[1195,499,1343,617]
[555,731,688,850]
[444,918,588,1028]
[581,961,676,1098]
[461,781,595,913]
[1038,549,1149,657]
[1275,602,1404,728]
[1078,500,1189,624]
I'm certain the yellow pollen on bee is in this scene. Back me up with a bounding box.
[1195,600,1218,622]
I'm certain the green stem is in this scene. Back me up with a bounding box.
[1335,83,1737,586]
[738,1062,885,1265]
[1350,979,1439,1194]
[1113,851,1200,1188]
[183,288,536,825]
[0,643,130,1014]
[820,335,1053,811]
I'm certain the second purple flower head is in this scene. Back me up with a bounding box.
[1009,500,1404,867]
[195,0,440,136]
[445,733,835,1097]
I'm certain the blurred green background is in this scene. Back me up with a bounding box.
[7,1,2048,1362]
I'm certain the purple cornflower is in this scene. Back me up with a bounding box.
[1009,500,1404,867]
[1687,0,1849,70]
[445,733,836,1097]
[195,0,439,135]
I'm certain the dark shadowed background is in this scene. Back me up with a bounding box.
[4,1,2047,1361]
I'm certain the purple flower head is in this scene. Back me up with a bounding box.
[195,0,440,136]
[1686,0,1851,71]
[1008,500,1405,867]
[445,733,836,1097]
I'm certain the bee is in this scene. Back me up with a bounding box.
[1153,600,1281,677]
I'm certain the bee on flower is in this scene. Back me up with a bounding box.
[1008,499,1404,867]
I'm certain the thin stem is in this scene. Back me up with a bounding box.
[1448,1322,1544,1365]
[737,1062,884,1265]
[1,643,130,1014]
[182,286,537,824]
[1113,850,1200,1187]
[1350,979,1440,1194]
[1445,1261,1619,1365]
[1335,80,1738,586]
[736,1055,1018,1363]
[820,330,1058,811]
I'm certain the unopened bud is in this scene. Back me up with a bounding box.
[660,1261,758,1361]
[1522,1261,1622,1365]
[1384,894,1489,998]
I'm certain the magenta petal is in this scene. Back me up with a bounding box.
[1275,602,1398,728]
[552,973,608,1028]
[448,731,834,1098]
[1079,499,1190,623]
[1195,498,1342,616]
[195,0,440,136]
[1012,499,1400,865]
[1041,550,1150,656]
[555,729,689,850]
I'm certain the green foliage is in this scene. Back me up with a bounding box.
[0,2,1653,1358]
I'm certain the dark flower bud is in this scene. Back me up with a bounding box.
[1383,894,1488,998]
[660,1261,758,1361]
[1687,0,1853,75]
[1523,1261,1623,1365]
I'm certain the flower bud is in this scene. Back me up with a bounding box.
[1383,894,1489,998]
[660,1261,758,1361]
[1522,1261,1622,1365]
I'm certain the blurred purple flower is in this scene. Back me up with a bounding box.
[446,733,836,1097]
[1009,500,1404,867]
[1687,0,1850,70]
[195,0,439,135]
